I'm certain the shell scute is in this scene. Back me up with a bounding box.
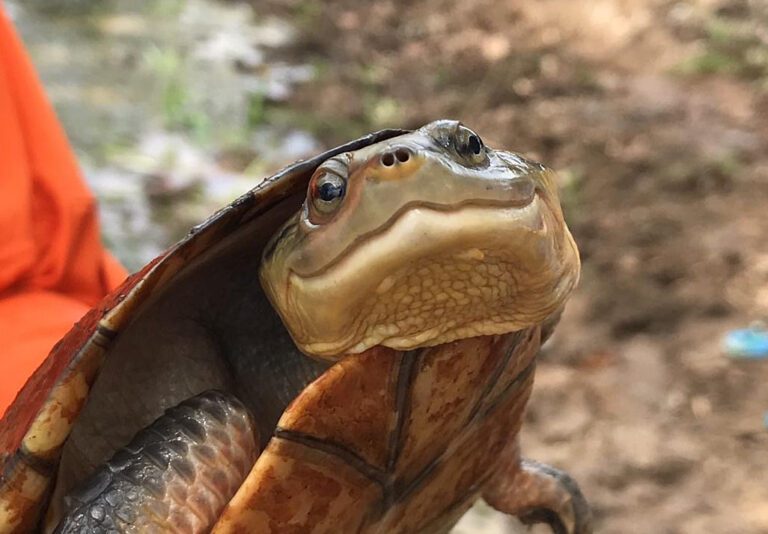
[211,438,382,533]
[372,362,534,533]
[393,335,509,481]
[277,347,400,470]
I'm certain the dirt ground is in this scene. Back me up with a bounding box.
[244,0,768,532]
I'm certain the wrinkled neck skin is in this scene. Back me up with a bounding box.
[260,120,580,361]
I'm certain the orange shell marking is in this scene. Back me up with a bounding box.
[212,328,539,533]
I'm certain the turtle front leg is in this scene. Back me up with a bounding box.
[50,391,258,534]
[483,444,592,534]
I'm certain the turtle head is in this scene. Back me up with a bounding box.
[260,120,580,359]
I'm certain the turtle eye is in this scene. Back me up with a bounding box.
[455,125,487,165]
[311,172,346,216]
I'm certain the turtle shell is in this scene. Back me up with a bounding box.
[0,128,407,532]
[211,327,541,533]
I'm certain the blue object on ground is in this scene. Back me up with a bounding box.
[723,324,768,359]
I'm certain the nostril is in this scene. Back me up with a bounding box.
[381,148,412,167]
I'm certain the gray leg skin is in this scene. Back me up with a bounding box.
[484,454,593,534]
[53,390,258,534]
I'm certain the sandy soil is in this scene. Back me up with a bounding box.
[246,0,768,531]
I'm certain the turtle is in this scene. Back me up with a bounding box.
[0,120,590,534]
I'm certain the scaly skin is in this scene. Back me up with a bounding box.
[53,391,258,533]
[484,444,593,534]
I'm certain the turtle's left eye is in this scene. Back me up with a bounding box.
[311,172,346,216]
[455,125,487,165]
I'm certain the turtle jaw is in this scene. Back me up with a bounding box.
[261,189,580,360]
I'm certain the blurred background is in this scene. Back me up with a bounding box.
[6,0,768,532]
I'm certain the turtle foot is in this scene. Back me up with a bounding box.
[483,458,592,534]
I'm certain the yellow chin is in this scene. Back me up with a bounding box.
[272,197,580,360]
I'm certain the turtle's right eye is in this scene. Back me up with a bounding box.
[310,172,346,217]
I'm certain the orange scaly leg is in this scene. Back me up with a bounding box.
[483,444,592,534]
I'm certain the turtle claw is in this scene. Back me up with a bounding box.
[484,458,593,534]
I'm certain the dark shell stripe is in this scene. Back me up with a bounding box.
[383,365,534,533]
[385,350,421,474]
[224,327,540,533]
[390,357,536,510]
[478,355,536,421]
[274,428,388,488]
[466,329,529,422]
[0,128,407,532]
[271,347,424,499]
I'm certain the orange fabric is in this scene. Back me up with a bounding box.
[0,7,127,413]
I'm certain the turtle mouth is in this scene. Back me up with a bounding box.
[298,191,540,279]
[279,190,578,359]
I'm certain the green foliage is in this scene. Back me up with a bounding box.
[712,150,743,179]
[142,46,210,140]
[363,96,403,129]
[676,12,768,83]
[557,166,584,224]
[247,93,267,129]
[677,51,738,75]
[294,0,322,30]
